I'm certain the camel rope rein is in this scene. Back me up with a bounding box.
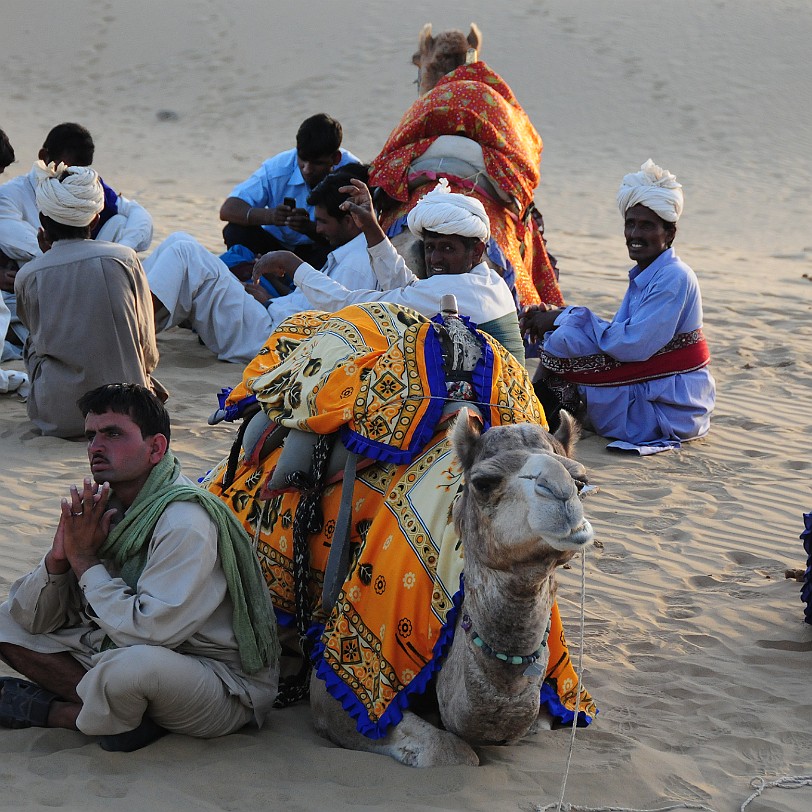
[533,554,812,812]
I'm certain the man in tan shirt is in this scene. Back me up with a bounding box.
[0,383,279,751]
[14,161,161,437]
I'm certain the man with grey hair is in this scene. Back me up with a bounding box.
[14,162,161,437]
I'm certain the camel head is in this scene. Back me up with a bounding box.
[412,23,482,96]
[451,408,593,569]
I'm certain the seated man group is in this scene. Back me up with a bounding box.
[0,116,715,449]
[0,114,717,754]
[0,123,152,363]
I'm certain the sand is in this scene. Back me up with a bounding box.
[1,1,811,810]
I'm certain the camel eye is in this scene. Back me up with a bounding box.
[469,472,502,495]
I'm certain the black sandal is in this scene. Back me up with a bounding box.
[0,677,58,729]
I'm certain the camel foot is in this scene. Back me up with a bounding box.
[310,674,479,767]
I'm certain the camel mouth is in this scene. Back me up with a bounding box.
[549,520,593,551]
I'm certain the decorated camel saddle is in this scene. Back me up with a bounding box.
[204,300,595,749]
[370,59,563,310]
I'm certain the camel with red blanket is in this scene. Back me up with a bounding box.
[369,25,563,310]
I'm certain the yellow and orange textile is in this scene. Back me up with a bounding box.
[206,304,596,737]
[370,61,564,308]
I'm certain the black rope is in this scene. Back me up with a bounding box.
[273,433,333,708]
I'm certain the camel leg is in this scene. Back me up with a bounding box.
[309,673,479,767]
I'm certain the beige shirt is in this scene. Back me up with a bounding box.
[14,238,160,437]
[5,479,277,723]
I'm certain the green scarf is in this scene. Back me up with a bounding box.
[98,452,279,674]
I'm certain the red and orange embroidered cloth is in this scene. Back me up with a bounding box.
[205,303,596,737]
[370,62,563,308]
[542,329,711,387]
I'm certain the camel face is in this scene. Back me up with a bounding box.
[451,410,593,565]
[412,22,482,96]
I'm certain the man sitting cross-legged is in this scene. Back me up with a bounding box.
[0,383,279,751]
[220,113,360,269]
[146,164,378,364]
[253,177,525,362]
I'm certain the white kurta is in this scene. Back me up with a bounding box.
[145,231,379,364]
[0,167,153,263]
[0,476,279,737]
[292,237,524,358]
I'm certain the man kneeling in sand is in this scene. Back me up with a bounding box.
[0,383,279,751]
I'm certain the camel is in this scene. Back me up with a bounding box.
[412,22,482,96]
[370,24,564,309]
[308,407,593,766]
[205,301,594,766]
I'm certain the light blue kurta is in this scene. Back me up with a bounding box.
[543,248,715,447]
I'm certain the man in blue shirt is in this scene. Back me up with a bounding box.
[219,114,360,269]
[521,160,715,452]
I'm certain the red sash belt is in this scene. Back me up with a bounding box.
[541,330,710,387]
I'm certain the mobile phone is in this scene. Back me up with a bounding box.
[283,197,296,209]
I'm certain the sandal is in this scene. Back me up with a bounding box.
[0,676,58,729]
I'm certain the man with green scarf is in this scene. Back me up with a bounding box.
[0,383,280,751]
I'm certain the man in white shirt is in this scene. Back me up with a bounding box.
[253,178,525,361]
[0,383,278,751]
[146,166,378,364]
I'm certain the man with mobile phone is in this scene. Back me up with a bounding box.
[219,114,360,269]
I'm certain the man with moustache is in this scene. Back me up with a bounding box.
[521,160,715,450]
[0,383,279,751]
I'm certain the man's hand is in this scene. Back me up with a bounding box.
[60,479,117,579]
[0,265,17,294]
[520,303,564,344]
[284,208,316,237]
[45,515,71,575]
[268,204,295,227]
[243,281,271,306]
[253,250,303,283]
[339,179,385,247]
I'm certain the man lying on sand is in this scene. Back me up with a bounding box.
[0,383,279,751]
[145,165,378,364]
[521,160,716,452]
[253,177,524,361]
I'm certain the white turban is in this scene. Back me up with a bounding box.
[33,161,104,227]
[616,159,684,223]
[407,178,490,242]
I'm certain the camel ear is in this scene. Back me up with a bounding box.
[418,23,434,54]
[467,23,482,51]
[450,406,482,470]
[553,409,581,458]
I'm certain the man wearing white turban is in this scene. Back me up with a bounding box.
[252,177,524,361]
[0,123,153,361]
[521,160,715,452]
[13,162,161,437]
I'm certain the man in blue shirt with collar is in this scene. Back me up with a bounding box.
[219,114,360,269]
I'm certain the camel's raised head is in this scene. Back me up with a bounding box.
[412,23,482,96]
[451,408,593,565]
